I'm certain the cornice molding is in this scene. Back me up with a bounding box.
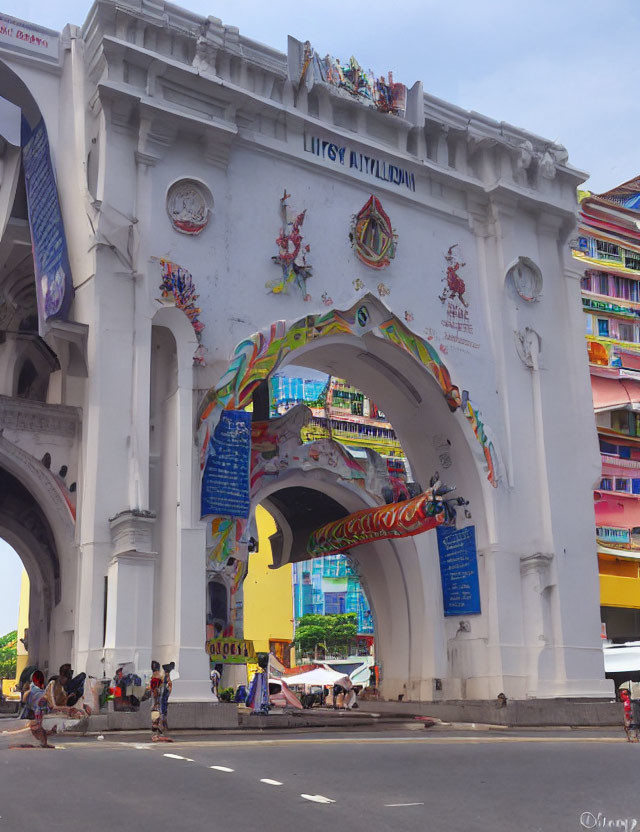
[0,395,80,438]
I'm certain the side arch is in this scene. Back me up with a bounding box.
[0,435,77,672]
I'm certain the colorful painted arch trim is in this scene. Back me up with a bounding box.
[307,490,446,558]
[197,297,498,486]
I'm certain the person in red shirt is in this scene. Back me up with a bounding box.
[620,688,637,742]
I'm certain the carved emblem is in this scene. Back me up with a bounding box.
[507,257,542,302]
[166,179,211,235]
[350,195,397,270]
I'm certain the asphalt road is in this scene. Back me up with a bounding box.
[1,729,639,831]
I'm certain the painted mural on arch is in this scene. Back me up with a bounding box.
[197,295,499,494]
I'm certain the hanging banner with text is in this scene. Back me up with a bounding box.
[206,637,256,664]
[201,409,252,518]
[21,117,74,335]
[436,525,481,617]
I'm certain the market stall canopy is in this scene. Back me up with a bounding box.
[284,667,352,688]
[603,643,640,673]
[591,376,640,412]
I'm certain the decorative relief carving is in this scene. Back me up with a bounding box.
[520,553,554,589]
[515,327,542,369]
[166,179,212,235]
[109,509,157,559]
[350,195,397,270]
[0,395,79,438]
[507,257,543,302]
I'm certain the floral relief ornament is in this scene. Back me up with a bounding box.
[266,190,312,299]
[166,179,211,235]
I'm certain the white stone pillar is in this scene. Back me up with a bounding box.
[103,510,156,677]
[519,553,556,695]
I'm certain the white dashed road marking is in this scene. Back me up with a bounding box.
[300,794,336,804]
[163,753,187,760]
[210,765,234,772]
[385,803,425,807]
[260,779,283,786]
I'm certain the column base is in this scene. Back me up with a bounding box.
[171,679,216,702]
[527,678,615,699]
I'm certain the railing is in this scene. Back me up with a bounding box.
[596,249,623,264]
[602,456,640,470]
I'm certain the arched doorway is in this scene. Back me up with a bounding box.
[0,437,77,678]
[198,295,495,699]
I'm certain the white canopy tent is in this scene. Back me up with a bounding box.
[283,667,352,688]
[603,643,640,673]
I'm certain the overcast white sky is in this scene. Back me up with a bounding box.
[0,0,638,631]
[0,540,22,635]
[0,0,638,193]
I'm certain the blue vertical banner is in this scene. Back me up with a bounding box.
[201,410,252,518]
[21,117,73,333]
[436,525,481,616]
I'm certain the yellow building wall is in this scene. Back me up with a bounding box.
[600,574,640,609]
[243,506,293,653]
[598,555,640,609]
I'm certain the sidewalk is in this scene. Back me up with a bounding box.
[7,696,624,736]
[356,698,622,727]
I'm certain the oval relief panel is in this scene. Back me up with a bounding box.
[166,179,212,235]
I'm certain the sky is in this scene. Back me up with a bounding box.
[0,539,23,635]
[1,0,639,193]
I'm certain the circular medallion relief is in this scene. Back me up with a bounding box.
[507,257,542,302]
[167,179,212,235]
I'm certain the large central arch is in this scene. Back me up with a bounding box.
[198,295,500,698]
[197,294,499,489]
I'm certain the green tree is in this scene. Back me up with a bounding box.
[0,630,17,680]
[294,613,358,658]
[326,613,358,656]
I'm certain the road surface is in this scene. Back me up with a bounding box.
[0,728,637,831]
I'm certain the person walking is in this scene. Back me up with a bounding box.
[620,682,640,742]
[620,688,636,742]
[144,660,175,742]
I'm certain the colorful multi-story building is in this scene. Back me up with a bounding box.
[574,178,640,642]
[270,371,408,473]
[292,555,374,636]
[267,371,386,651]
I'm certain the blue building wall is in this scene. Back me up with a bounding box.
[292,555,374,634]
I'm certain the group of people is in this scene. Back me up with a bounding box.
[6,659,176,748]
[14,663,91,748]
